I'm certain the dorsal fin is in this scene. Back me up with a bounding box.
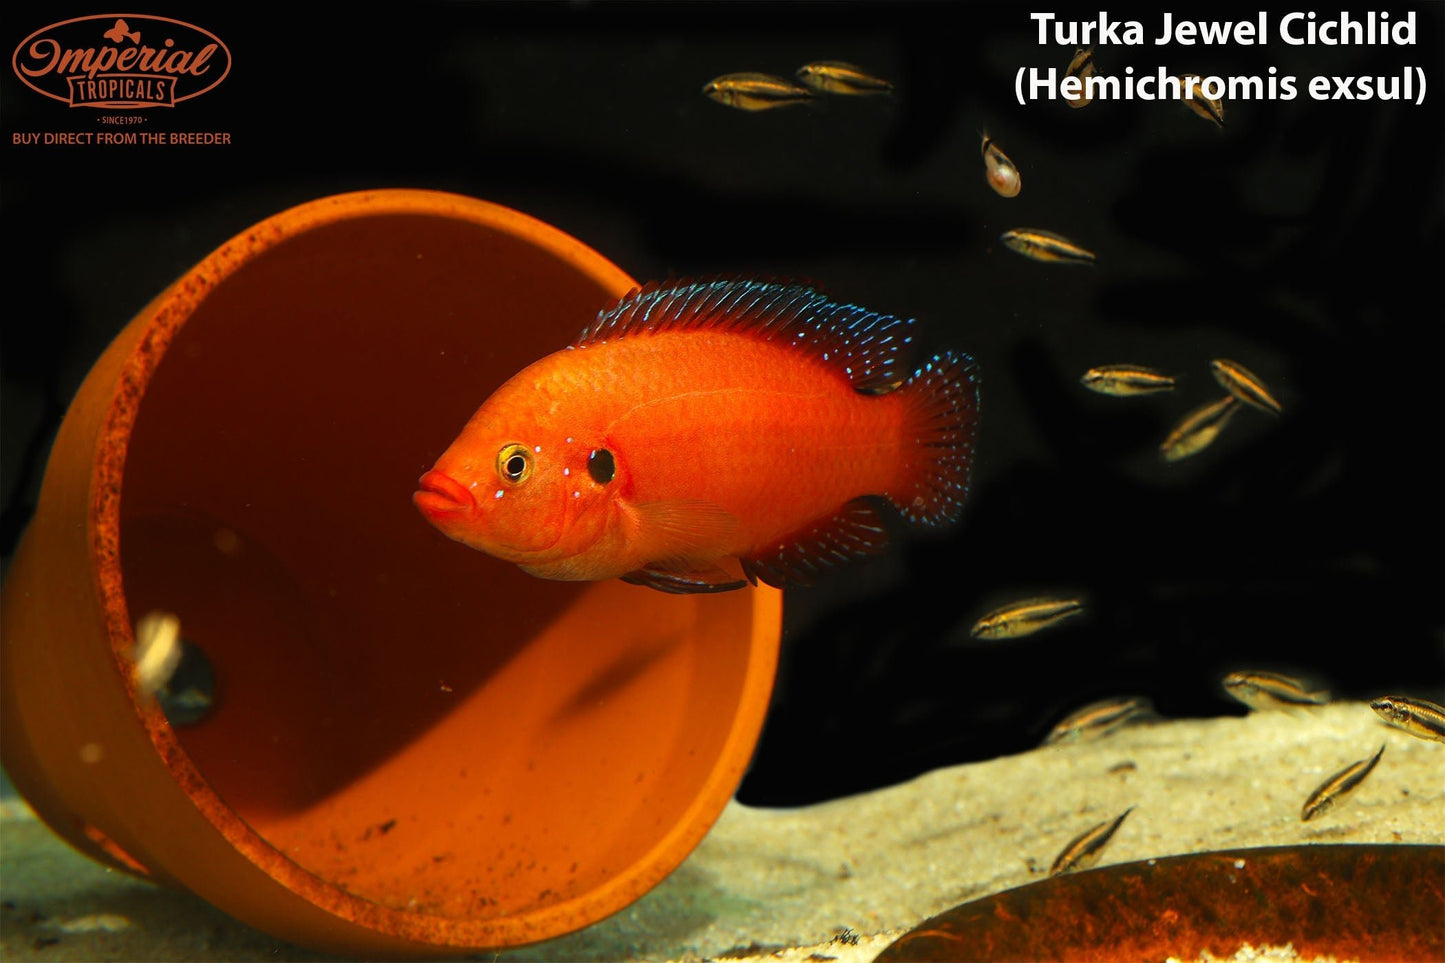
[573,278,915,392]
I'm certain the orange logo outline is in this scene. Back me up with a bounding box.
[12,14,231,109]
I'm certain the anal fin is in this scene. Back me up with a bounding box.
[740,499,889,589]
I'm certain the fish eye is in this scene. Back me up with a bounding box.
[496,443,533,485]
[588,448,615,485]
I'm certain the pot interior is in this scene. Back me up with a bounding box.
[117,209,760,920]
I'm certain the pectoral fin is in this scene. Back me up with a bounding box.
[626,499,739,558]
[616,500,746,593]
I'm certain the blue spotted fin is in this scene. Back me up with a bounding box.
[742,501,889,588]
[575,278,915,392]
[890,351,980,528]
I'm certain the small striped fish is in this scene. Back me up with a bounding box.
[1050,807,1134,875]
[1301,744,1385,822]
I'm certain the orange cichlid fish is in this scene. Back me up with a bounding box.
[414,279,980,594]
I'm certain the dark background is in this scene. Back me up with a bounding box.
[4,2,1442,806]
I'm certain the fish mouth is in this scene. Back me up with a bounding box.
[413,470,477,520]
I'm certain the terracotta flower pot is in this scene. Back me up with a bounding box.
[1,189,783,956]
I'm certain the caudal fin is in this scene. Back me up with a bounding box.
[888,351,980,527]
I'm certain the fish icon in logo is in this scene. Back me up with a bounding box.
[102,19,141,45]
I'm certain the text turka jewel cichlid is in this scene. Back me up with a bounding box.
[414,279,980,595]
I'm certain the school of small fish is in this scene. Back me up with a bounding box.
[692,35,1433,924]
[714,60,1401,860]
[703,61,893,111]
[1213,673,1438,824]
[1159,358,1283,461]
[1076,355,1283,461]
[1029,673,1438,875]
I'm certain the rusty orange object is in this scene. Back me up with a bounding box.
[0,189,783,956]
[877,844,1445,962]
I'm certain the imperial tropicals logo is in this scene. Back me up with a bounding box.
[12,14,230,108]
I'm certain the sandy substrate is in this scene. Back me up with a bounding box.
[2,701,1441,962]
